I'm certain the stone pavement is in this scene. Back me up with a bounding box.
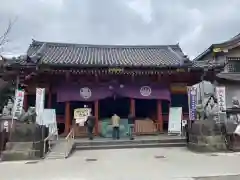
[0,147,240,180]
[194,175,240,180]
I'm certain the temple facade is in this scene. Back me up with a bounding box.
[1,40,222,136]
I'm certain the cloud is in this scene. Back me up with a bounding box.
[0,0,240,59]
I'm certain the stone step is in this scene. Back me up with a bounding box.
[75,138,185,147]
[45,151,66,160]
[45,155,65,160]
[48,152,65,156]
[75,142,186,151]
[51,145,66,151]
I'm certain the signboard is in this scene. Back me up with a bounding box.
[213,48,221,53]
[216,86,227,123]
[170,83,187,93]
[108,68,124,73]
[35,88,45,125]
[216,86,226,112]
[187,86,197,120]
[12,89,25,120]
[74,108,91,126]
[42,109,58,135]
[168,107,182,135]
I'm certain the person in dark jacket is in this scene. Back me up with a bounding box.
[128,114,135,140]
[85,114,96,140]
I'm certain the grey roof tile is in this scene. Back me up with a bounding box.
[192,60,224,69]
[27,40,187,67]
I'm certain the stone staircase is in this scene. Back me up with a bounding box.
[45,140,67,160]
[74,136,186,151]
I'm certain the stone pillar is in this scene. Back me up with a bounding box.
[65,101,70,134]
[157,100,163,131]
[94,100,99,135]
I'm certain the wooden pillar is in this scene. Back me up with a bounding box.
[94,74,99,135]
[94,100,99,135]
[64,72,70,134]
[23,91,28,111]
[157,100,163,131]
[130,98,135,116]
[130,74,135,116]
[65,101,70,134]
[47,85,52,108]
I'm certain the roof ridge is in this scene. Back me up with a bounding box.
[31,40,181,49]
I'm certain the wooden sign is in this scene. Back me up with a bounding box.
[170,83,187,93]
[213,48,221,53]
[74,108,91,126]
[176,68,185,72]
[108,68,124,73]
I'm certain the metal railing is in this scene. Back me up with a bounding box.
[43,129,58,158]
[64,128,74,158]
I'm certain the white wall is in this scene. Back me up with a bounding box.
[224,84,240,107]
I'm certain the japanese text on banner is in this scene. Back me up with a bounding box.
[188,87,197,121]
[35,88,45,125]
[12,89,25,119]
[216,86,226,112]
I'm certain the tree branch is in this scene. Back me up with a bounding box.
[0,18,17,49]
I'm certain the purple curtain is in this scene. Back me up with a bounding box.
[56,82,171,102]
[117,84,170,100]
[56,83,113,102]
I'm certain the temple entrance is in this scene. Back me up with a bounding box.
[99,97,130,119]
[162,100,170,131]
[135,99,157,120]
[135,99,159,134]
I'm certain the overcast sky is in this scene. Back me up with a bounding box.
[0,0,240,59]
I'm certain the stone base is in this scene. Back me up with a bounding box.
[1,141,44,161]
[188,135,227,152]
[1,150,40,161]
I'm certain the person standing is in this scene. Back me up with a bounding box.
[111,114,120,140]
[128,114,135,140]
[85,113,96,140]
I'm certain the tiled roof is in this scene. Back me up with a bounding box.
[191,60,225,69]
[194,32,240,61]
[26,40,188,67]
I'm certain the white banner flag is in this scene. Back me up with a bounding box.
[216,86,226,112]
[12,89,25,119]
[35,88,45,125]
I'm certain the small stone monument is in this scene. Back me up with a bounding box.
[188,83,227,152]
[1,104,48,161]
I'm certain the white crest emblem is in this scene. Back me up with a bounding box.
[140,86,151,96]
[80,87,92,99]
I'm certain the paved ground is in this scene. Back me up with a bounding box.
[194,175,240,180]
[0,147,240,180]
